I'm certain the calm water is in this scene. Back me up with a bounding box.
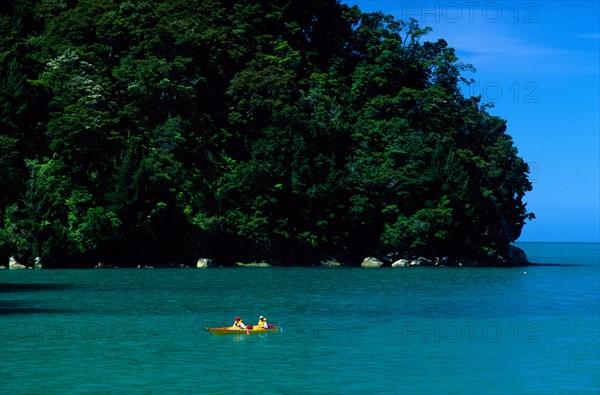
[1,243,598,394]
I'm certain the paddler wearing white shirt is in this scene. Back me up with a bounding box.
[232,317,246,329]
[257,316,268,329]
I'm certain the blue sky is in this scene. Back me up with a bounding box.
[342,0,600,242]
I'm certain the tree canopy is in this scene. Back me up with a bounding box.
[0,0,534,267]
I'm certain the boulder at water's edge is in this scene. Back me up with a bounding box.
[9,256,27,270]
[503,245,529,265]
[197,258,216,269]
[361,257,384,268]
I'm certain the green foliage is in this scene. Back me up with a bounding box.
[0,0,533,266]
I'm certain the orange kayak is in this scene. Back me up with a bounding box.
[206,326,280,335]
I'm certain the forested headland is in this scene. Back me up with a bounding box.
[0,0,534,268]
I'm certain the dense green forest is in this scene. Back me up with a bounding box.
[0,0,534,267]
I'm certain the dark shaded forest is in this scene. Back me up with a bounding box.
[0,0,534,267]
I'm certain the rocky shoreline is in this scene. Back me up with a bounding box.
[358,245,529,268]
[318,245,529,268]
[195,245,530,268]
[2,246,529,269]
[0,256,43,270]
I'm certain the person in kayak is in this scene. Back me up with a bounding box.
[257,316,268,329]
[232,317,247,329]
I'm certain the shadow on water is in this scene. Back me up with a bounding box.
[0,283,76,293]
[0,283,78,315]
[0,300,69,315]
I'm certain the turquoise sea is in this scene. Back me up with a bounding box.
[1,242,598,394]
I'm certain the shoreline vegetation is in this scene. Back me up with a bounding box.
[1,1,534,269]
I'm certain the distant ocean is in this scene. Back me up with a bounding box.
[1,242,598,394]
